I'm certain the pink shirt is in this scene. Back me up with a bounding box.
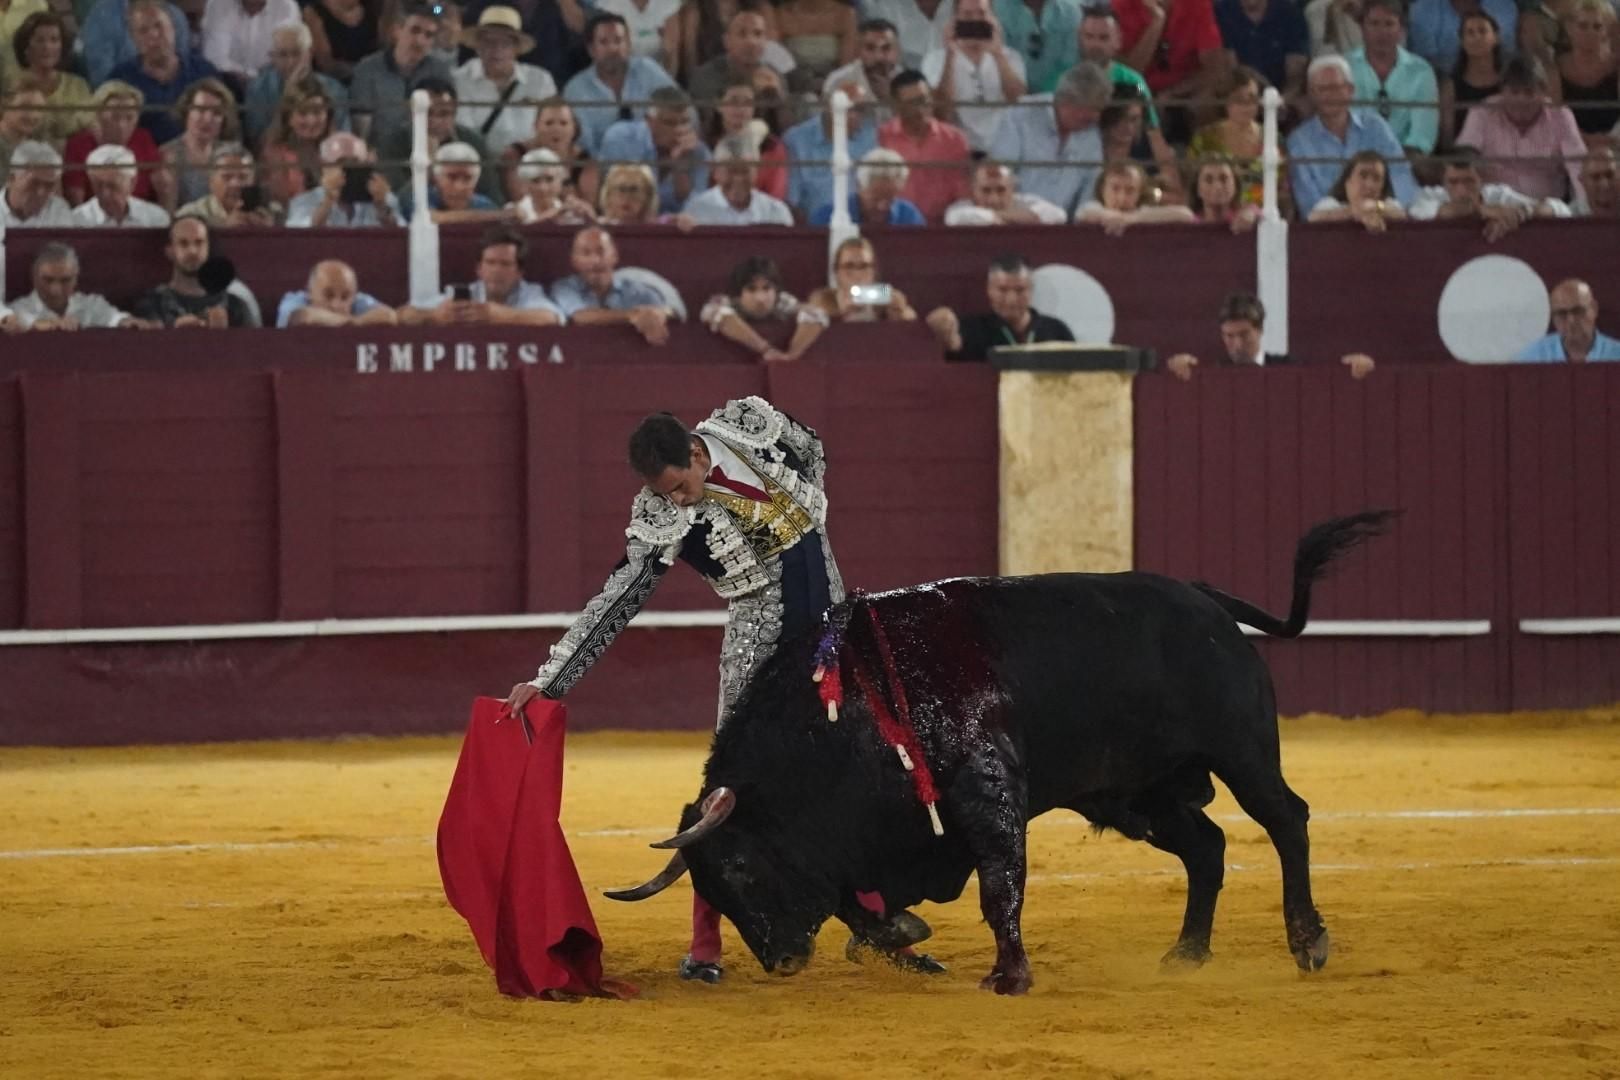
[1457,97,1587,203]
[878,117,972,224]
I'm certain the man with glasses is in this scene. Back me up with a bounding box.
[1286,54,1413,214]
[1517,279,1620,363]
[994,0,1081,93]
[1344,0,1437,153]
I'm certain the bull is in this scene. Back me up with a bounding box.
[608,511,1394,994]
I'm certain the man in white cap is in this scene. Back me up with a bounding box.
[71,144,172,227]
[453,5,558,158]
[286,132,402,227]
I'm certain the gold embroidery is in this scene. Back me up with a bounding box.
[705,469,815,560]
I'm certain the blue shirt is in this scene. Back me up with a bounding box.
[1214,0,1309,93]
[808,193,928,226]
[783,115,880,216]
[244,69,350,145]
[107,51,221,146]
[993,0,1081,95]
[1407,0,1518,72]
[81,0,195,86]
[1516,331,1620,362]
[598,118,712,213]
[1347,46,1440,154]
[562,57,677,157]
[988,94,1104,217]
[1285,109,1417,215]
[468,279,567,320]
[276,290,385,327]
[286,188,403,227]
[398,190,500,221]
[549,272,668,316]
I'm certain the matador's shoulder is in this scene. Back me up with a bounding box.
[625,487,696,561]
[695,396,791,451]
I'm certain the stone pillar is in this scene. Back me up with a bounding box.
[996,351,1141,577]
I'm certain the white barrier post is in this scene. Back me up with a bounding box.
[1256,86,1289,360]
[826,89,858,282]
[407,89,441,308]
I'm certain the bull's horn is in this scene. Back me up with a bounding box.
[649,787,736,850]
[603,851,688,902]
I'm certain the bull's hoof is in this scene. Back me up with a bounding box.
[864,910,933,949]
[978,968,1033,996]
[1292,929,1331,973]
[1159,940,1212,971]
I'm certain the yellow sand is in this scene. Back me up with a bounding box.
[4,710,1620,1080]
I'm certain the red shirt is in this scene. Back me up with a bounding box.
[878,116,972,224]
[63,126,160,205]
[1113,0,1223,93]
[755,136,789,201]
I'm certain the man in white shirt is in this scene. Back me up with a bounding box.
[922,0,1028,151]
[2,142,76,228]
[944,159,1066,224]
[1409,147,1568,240]
[7,243,143,330]
[71,144,172,227]
[684,134,795,225]
[453,6,558,158]
[200,0,301,84]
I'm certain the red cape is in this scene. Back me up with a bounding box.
[437,696,631,998]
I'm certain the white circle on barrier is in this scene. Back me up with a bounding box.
[1436,255,1549,363]
[1031,264,1115,344]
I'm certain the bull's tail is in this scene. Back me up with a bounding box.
[1192,510,1399,639]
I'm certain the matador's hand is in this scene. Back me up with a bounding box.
[501,682,542,721]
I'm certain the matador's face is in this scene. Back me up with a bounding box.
[646,437,711,508]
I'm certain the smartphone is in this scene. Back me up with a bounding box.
[955,19,993,40]
[849,283,893,306]
[340,166,374,205]
[238,185,264,213]
[450,284,474,302]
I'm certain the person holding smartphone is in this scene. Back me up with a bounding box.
[400,225,566,326]
[286,132,402,227]
[781,236,916,361]
[920,0,1028,151]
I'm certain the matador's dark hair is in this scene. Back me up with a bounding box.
[628,412,693,479]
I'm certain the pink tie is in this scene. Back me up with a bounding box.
[708,465,768,502]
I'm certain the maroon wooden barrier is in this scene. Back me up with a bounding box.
[10,219,1620,365]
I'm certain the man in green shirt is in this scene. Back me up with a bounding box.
[1076,4,1183,200]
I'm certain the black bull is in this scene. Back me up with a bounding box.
[609,511,1395,994]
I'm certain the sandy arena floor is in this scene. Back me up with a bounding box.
[3,710,1619,1080]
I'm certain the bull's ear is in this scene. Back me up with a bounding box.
[650,786,735,849]
[604,852,688,902]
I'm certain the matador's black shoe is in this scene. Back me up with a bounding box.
[845,936,948,975]
[678,955,724,984]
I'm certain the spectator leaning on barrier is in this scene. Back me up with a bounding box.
[277,258,399,327]
[453,5,557,159]
[1075,159,1197,231]
[2,139,73,226]
[1306,147,1408,230]
[243,22,351,146]
[944,158,1067,223]
[108,0,221,146]
[175,143,275,226]
[598,84,710,213]
[922,0,1027,152]
[1164,291,1376,379]
[783,77,878,215]
[0,299,14,332]
[1573,145,1618,218]
[399,224,567,326]
[1286,54,1415,214]
[926,252,1075,362]
[7,242,145,330]
[200,0,302,87]
[549,225,673,345]
[72,142,171,226]
[287,130,402,227]
[1344,0,1438,154]
[1516,278,1620,362]
[133,215,255,327]
[783,236,917,361]
[377,75,503,203]
[809,145,928,224]
[509,145,597,222]
[351,0,451,147]
[562,13,678,158]
[1409,145,1568,239]
[684,132,795,224]
[989,60,1110,218]
[877,68,970,222]
[699,255,802,361]
[1188,154,1261,231]
[1457,56,1587,205]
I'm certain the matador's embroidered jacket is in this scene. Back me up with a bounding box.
[529,397,845,724]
